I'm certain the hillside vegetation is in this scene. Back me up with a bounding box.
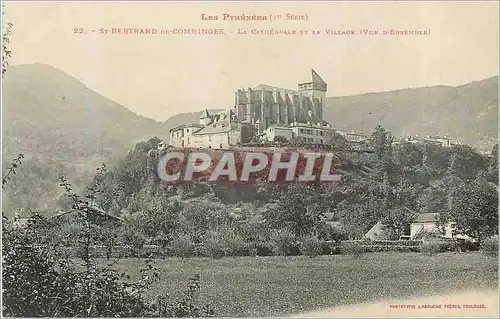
[51,128,497,254]
[325,76,498,152]
[2,63,497,215]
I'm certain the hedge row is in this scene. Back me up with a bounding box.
[58,239,463,258]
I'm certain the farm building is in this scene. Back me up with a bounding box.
[410,213,470,240]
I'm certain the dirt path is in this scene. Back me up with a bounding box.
[289,290,499,318]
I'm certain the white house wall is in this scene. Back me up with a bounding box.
[410,222,470,240]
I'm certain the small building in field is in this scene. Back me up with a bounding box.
[410,212,469,240]
[260,125,294,142]
[364,221,392,240]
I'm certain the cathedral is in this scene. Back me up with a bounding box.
[234,69,329,131]
[166,69,338,150]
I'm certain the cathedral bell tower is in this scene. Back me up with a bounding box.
[298,69,327,122]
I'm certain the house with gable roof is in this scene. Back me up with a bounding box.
[169,109,242,149]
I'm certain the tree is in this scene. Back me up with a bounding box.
[324,131,348,149]
[241,123,258,143]
[269,228,296,257]
[393,142,423,169]
[421,143,451,176]
[487,144,498,184]
[449,174,498,243]
[177,194,234,243]
[262,183,325,237]
[417,186,446,214]
[2,3,13,78]
[446,145,488,181]
[2,154,23,189]
[382,207,415,239]
[336,198,383,240]
[273,135,289,143]
[371,125,391,160]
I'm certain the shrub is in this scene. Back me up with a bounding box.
[481,236,499,257]
[420,239,441,256]
[3,168,216,317]
[3,214,215,317]
[153,275,215,317]
[269,228,296,257]
[170,233,194,258]
[459,239,480,252]
[299,235,323,258]
[220,228,246,258]
[203,231,226,259]
[245,241,259,257]
[340,241,364,258]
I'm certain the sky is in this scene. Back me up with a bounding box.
[4,1,499,121]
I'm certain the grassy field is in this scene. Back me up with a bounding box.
[114,252,498,317]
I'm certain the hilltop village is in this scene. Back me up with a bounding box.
[162,70,457,152]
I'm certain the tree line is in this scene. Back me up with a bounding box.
[50,125,497,252]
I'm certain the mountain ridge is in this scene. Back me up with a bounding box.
[323,76,498,151]
[2,63,497,161]
[1,63,497,214]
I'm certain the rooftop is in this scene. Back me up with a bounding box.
[169,124,204,133]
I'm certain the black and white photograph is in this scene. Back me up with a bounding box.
[1,1,499,318]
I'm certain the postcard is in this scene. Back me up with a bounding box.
[1,1,498,318]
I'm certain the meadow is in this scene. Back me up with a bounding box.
[114,252,498,317]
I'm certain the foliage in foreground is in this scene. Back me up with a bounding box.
[299,235,323,258]
[340,240,365,258]
[269,228,297,257]
[2,166,215,317]
[480,236,499,257]
[419,240,442,256]
[2,218,215,318]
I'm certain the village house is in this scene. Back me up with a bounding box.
[364,212,470,241]
[364,221,391,240]
[9,206,123,230]
[410,212,469,240]
[404,135,457,147]
[259,121,335,144]
[169,109,242,149]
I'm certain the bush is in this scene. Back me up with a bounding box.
[269,228,296,257]
[420,240,441,256]
[245,241,259,257]
[2,167,216,317]
[299,235,323,258]
[3,215,215,318]
[459,239,480,252]
[339,241,364,258]
[220,228,246,257]
[481,236,499,257]
[153,275,215,317]
[203,231,226,259]
[170,234,194,258]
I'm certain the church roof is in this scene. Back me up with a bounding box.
[252,84,299,93]
[311,69,327,86]
[199,109,211,119]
